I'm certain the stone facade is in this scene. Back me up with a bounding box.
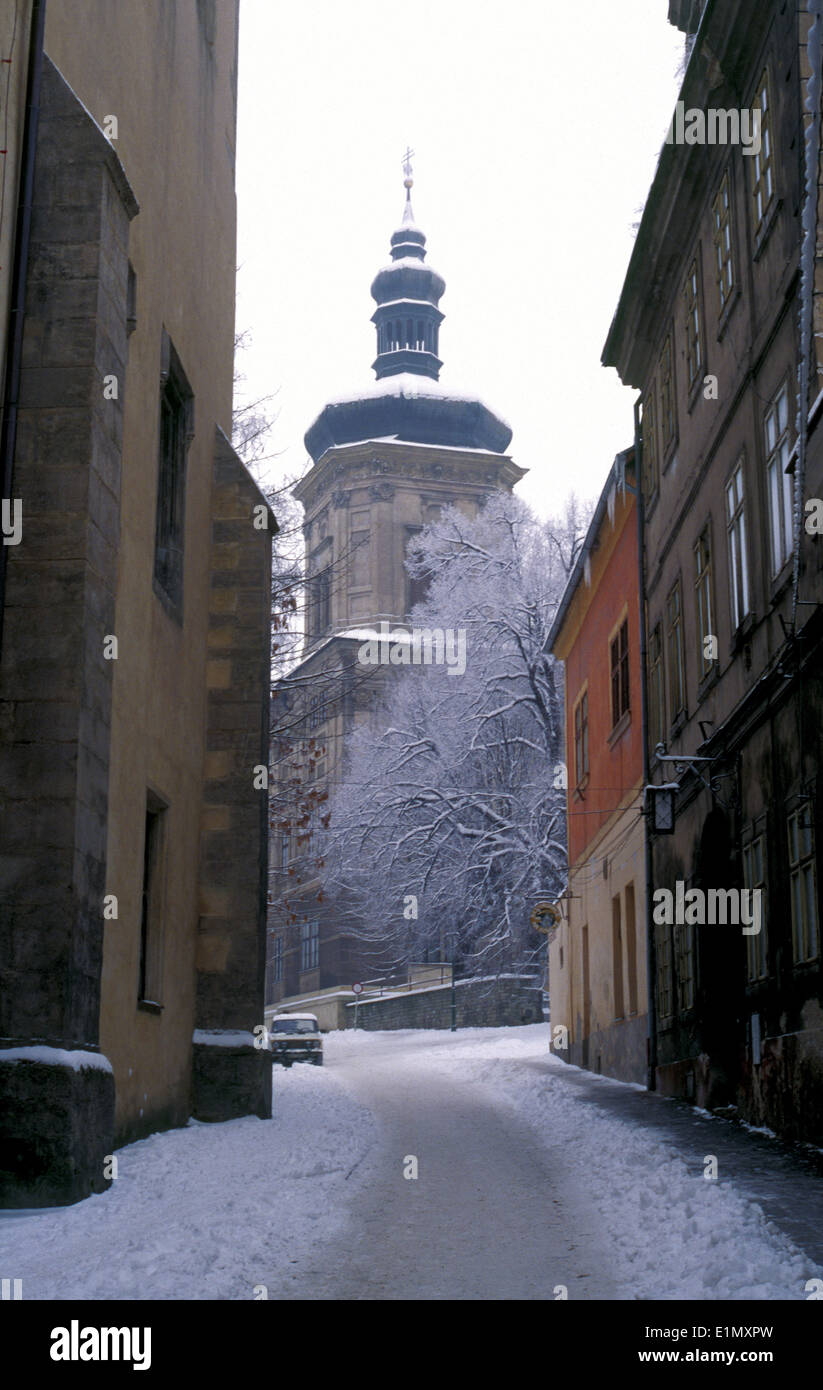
[0,1,273,1206]
[603,0,823,1140]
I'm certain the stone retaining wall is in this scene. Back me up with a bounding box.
[345,975,543,1032]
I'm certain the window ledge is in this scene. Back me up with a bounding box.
[608,709,631,747]
[716,284,742,342]
[697,663,720,704]
[731,611,757,654]
[753,198,782,263]
[137,999,163,1016]
[686,370,705,413]
[670,708,688,741]
[153,577,183,627]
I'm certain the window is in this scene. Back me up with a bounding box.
[625,883,638,1015]
[612,894,624,1019]
[154,334,193,614]
[751,69,775,232]
[139,795,167,1004]
[649,624,666,752]
[659,334,676,451]
[683,259,704,388]
[610,618,630,728]
[726,460,750,630]
[573,688,589,785]
[642,388,659,500]
[314,568,331,632]
[350,530,370,589]
[712,173,735,311]
[743,837,768,980]
[280,831,290,869]
[301,919,320,972]
[676,917,695,1011]
[764,383,793,575]
[309,694,326,730]
[666,581,686,722]
[694,529,714,680]
[657,924,673,1020]
[788,807,819,964]
[272,935,283,984]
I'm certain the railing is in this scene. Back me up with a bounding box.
[359,962,454,996]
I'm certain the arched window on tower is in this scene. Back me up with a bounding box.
[407,318,413,347]
[395,320,402,350]
[417,320,424,350]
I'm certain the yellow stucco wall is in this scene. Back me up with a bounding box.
[43,0,240,1138]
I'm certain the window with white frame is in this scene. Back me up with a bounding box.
[751,68,776,232]
[788,807,819,964]
[694,529,714,680]
[684,259,703,389]
[726,460,750,630]
[764,383,793,575]
[712,172,735,311]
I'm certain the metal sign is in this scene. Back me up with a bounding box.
[352,982,363,995]
[530,902,561,933]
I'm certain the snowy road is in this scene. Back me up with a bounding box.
[2,1024,822,1301]
[286,1030,615,1300]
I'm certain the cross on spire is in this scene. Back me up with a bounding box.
[402,146,414,191]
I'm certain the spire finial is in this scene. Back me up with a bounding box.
[402,145,414,194]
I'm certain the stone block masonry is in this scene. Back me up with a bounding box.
[191,428,275,1124]
[0,59,137,1206]
[345,975,543,1032]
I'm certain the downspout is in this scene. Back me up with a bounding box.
[634,396,657,1092]
[793,0,823,636]
[0,0,46,657]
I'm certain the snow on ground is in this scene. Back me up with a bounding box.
[3,1024,821,1301]
[0,1062,377,1301]
[331,1024,823,1301]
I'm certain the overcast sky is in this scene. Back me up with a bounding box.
[235,0,685,519]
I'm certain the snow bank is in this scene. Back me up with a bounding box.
[0,1046,113,1074]
[0,1063,377,1300]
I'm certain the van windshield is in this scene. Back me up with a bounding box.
[273,1019,317,1035]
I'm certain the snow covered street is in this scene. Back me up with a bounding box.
[3,1024,822,1301]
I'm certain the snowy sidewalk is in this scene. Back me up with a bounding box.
[519,1049,823,1273]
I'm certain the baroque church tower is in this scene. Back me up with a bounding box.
[267,162,525,1009]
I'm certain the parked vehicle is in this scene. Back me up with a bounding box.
[268,1013,323,1067]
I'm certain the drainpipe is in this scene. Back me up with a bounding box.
[0,0,47,657]
[792,0,823,637]
[634,396,657,1092]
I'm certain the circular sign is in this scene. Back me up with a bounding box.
[352,982,363,995]
[530,902,561,933]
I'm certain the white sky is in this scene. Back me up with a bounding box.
[235,0,685,519]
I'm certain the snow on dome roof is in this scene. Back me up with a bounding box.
[305,372,512,461]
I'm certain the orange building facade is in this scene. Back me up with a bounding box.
[548,451,648,1083]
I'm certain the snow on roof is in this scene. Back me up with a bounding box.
[324,372,510,427]
[271,1012,319,1022]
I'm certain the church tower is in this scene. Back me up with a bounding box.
[295,158,525,642]
[267,162,525,1010]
